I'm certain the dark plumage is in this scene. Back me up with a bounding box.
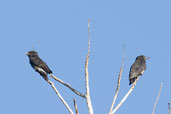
[26,51,52,81]
[129,55,149,85]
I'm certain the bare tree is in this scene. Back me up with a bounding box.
[30,20,165,114]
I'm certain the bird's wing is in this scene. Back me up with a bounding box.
[129,64,144,80]
[34,66,49,81]
[129,65,134,79]
[38,58,52,74]
[30,56,52,74]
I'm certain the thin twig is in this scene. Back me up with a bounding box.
[152,83,163,114]
[73,98,79,114]
[32,44,35,50]
[109,45,125,114]
[111,76,140,114]
[85,19,93,114]
[50,74,86,98]
[168,102,171,114]
[48,80,74,114]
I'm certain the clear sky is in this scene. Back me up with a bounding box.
[0,0,171,114]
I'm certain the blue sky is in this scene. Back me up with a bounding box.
[0,0,171,114]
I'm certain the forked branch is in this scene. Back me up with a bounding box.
[50,74,85,98]
[109,45,125,114]
[111,76,140,114]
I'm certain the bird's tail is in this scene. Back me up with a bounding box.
[35,66,49,81]
[129,77,137,85]
[38,71,49,81]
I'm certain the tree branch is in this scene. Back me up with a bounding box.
[152,83,163,114]
[50,74,86,98]
[109,45,125,114]
[85,19,94,114]
[73,98,79,114]
[111,76,140,114]
[32,44,35,50]
[47,80,74,114]
[168,102,171,114]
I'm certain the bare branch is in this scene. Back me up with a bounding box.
[88,20,90,53]
[47,80,74,114]
[85,19,94,114]
[73,98,79,114]
[168,102,171,114]
[50,74,85,98]
[111,76,140,114]
[152,83,163,114]
[32,44,35,50]
[109,45,125,114]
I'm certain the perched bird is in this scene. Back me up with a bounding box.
[129,55,149,85]
[26,50,52,81]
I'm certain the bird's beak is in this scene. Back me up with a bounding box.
[145,56,150,60]
[25,53,29,56]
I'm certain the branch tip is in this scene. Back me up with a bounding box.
[73,98,79,114]
[85,19,93,114]
[109,46,125,114]
[152,82,163,114]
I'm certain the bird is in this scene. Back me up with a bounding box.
[26,50,52,81]
[129,55,149,85]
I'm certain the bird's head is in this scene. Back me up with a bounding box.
[26,51,38,57]
[136,55,150,60]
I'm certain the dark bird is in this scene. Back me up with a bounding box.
[26,51,52,81]
[129,55,149,85]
